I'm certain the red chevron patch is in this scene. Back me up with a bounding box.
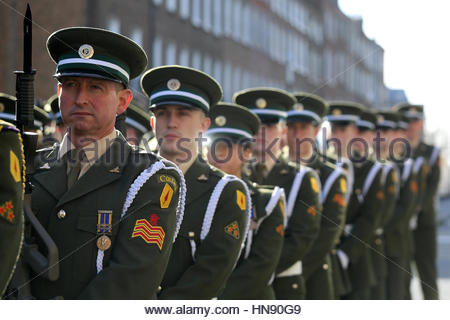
[131,219,165,250]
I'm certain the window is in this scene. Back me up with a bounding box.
[232,0,241,42]
[203,54,213,75]
[232,66,241,96]
[192,51,202,70]
[202,0,212,32]
[242,4,251,46]
[212,0,222,37]
[179,47,190,66]
[179,0,190,19]
[223,62,232,101]
[152,37,163,67]
[212,59,223,85]
[166,0,177,13]
[191,0,201,27]
[223,0,233,37]
[165,41,177,65]
[107,17,120,33]
[130,28,143,47]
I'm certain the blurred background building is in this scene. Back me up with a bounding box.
[1,0,405,107]
[1,0,448,196]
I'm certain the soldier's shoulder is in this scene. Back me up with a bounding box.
[0,119,19,133]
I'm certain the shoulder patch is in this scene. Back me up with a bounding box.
[307,205,318,216]
[236,189,246,210]
[10,150,21,183]
[225,221,240,239]
[275,224,284,236]
[160,183,174,208]
[131,218,165,250]
[0,201,15,223]
[332,193,346,207]
[158,174,178,191]
[310,176,320,193]
[340,178,347,193]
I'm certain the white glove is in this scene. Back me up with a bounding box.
[337,249,350,270]
[409,215,419,230]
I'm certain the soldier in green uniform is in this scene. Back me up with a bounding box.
[1,93,49,148]
[29,27,184,299]
[233,88,322,299]
[124,102,152,146]
[141,66,250,299]
[395,103,440,299]
[0,118,25,298]
[204,102,285,299]
[286,93,348,299]
[326,102,384,299]
[365,111,400,299]
[381,112,418,299]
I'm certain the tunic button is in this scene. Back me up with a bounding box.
[323,263,329,270]
[57,209,66,219]
[375,238,382,245]
[331,249,337,254]
[292,283,299,289]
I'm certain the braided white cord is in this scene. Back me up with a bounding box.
[286,167,310,223]
[402,158,413,183]
[200,175,236,240]
[96,160,186,274]
[265,186,284,216]
[413,156,424,175]
[321,167,344,204]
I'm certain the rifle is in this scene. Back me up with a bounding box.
[7,4,59,299]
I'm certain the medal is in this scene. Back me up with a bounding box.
[97,235,111,251]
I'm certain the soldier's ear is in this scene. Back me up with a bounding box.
[201,115,211,132]
[116,88,133,115]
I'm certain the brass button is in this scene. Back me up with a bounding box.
[375,238,382,245]
[188,231,195,238]
[323,263,329,270]
[157,286,162,293]
[292,283,299,289]
[57,209,66,219]
[331,249,337,255]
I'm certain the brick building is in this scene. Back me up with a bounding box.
[0,0,403,108]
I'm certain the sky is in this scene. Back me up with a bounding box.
[338,0,450,146]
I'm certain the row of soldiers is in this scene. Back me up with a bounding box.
[0,26,440,300]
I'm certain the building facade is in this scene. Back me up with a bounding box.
[0,0,402,108]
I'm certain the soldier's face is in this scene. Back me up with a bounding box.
[153,105,210,159]
[58,77,131,139]
[407,120,423,146]
[330,124,357,150]
[207,142,248,176]
[253,122,286,156]
[287,122,320,160]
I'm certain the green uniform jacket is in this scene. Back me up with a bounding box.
[30,134,181,299]
[303,157,347,299]
[246,156,321,298]
[0,120,25,297]
[159,156,248,299]
[340,157,383,292]
[371,163,398,281]
[220,179,285,299]
[412,142,441,299]
[384,159,418,257]
[413,142,440,228]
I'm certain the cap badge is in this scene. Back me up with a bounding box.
[215,115,227,127]
[332,108,342,116]
[409,107,417,114]
[78,44,94,59]
[377,115,385,123]
[167,78,181,91]
[294,103,304,111]
[256,98,267,109]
